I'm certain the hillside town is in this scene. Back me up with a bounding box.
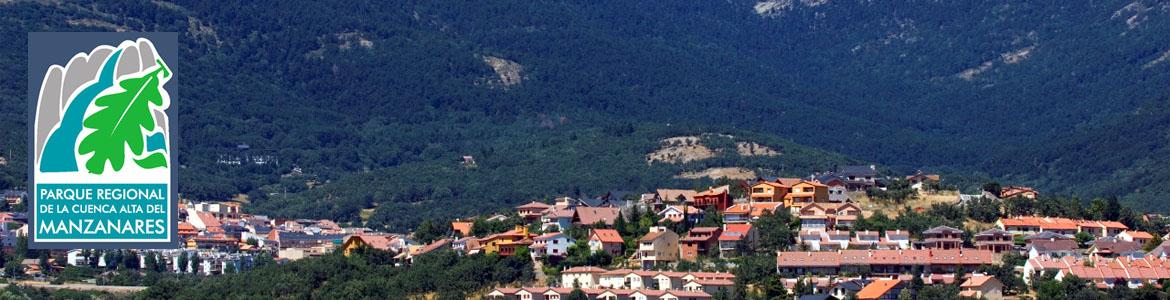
[1,165,1167,299]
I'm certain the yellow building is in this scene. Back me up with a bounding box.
[341,235,396,256]
[479,225,532,256]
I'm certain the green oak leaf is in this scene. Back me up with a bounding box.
[78,60,169,174]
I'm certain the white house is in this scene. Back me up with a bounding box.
[561,266,607,288]
[531,232,574,258]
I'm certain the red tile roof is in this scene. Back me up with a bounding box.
[517,201,552,210]
[563,266,608,273]
[590,229,624,244]
[857,279,901,300]
[1124,231,1155,239]
[719,224,753,241]
[349,235,396,251]
[575,207,621,226]
[776,251,840,267]
[696,185,729,197]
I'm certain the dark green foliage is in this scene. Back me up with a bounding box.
[566,289,589,300]
[0,0,1167,233]
[756,210,795,252]
[917,284,965,300]
[0,285,116,300]
[965,196,1002,223]
[136,250,531,299]
[732,254,776,285]
[412,220,448,244]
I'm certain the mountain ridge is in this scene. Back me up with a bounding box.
[1,0,1169,229]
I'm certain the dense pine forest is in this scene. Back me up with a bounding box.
[1,1,1170,230]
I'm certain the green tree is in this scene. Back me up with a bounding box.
[189,253,202,274]
[897,288,913,300]
[37,251,49,275]
[918,284,960,300]
[1075,232,1096,248]
[1105,197,1122,221]
[144,252,158,272]
[1144,234,1164,252]
[982,182,1002,198]
[177,252,189,274]
[1089,198,1110,220]
[566,289,589,300]
[4,261,24,280]
[413,220,446,244]
[15,235,27,259]
[757,210,794,251]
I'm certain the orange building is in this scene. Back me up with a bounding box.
[784,181,829,209]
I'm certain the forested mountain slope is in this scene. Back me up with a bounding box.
[1,0,1169,229]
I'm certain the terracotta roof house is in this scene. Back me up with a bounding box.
[589,229,625,257]
[718,223,757,258]
[776,249,992,275]
[658,205,704,224]
[1149,241,1170,259]
[574,207,622,226]
[785,181,829,210]
[883,230,912,250]
[541,208,575,232]
[1027,239,1080,259]
[829,279,871,300]
[452,236,480,254]
[974,228,1014,253]
[410,238,451,262]
[486,287,711,300]
[960,275,1004,300]
[856,279,904,300]
[693,185,732,211]
[656,189,698,204]
[1000,186,1038,199]
[638,227,679,269]
[997,216,1120,236]
[905,171,940,191]
[1024,231,1074,244]
[479,226,535,256]
[531,232,573,258]
[517,201,552,220]
[749,181,789,203]
[451,221,473,237]
[341,234,398,256]
[1118,231,1154,245]
[560,266,609,289]
[722,202,784,224]
[921,225,964,249]
[679,227,722,262]
[927,249,995,273]
[799,203,862,231]
[1089,237,1144,259]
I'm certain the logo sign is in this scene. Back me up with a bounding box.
[28,33,178,248]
